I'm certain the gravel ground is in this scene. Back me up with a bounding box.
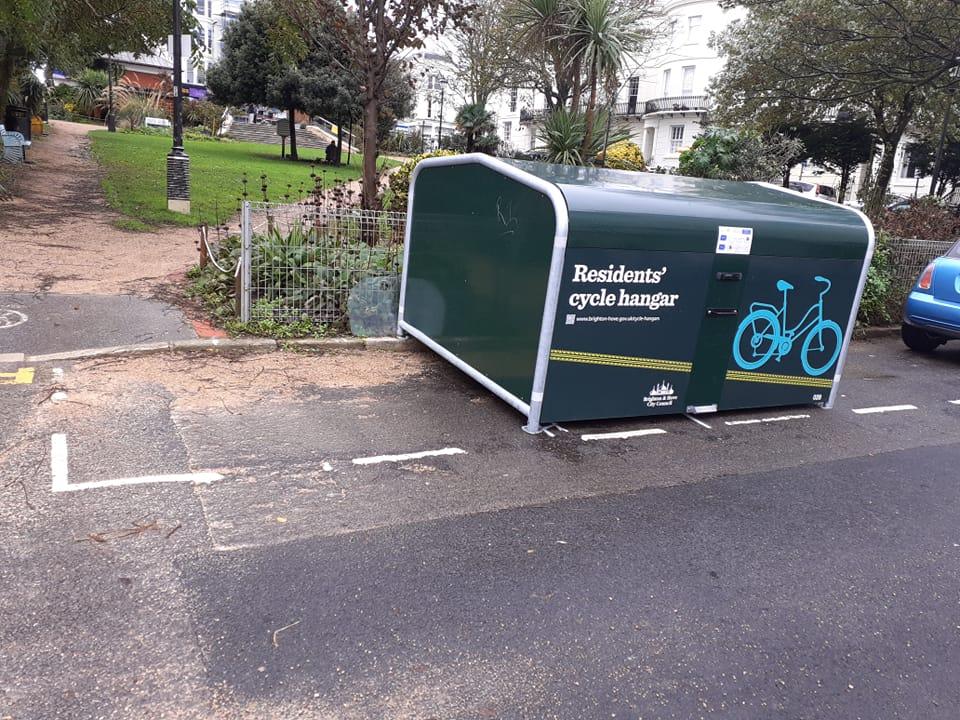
[0,121,197,297]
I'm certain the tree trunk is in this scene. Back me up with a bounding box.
[838,164,851,204]
[361,95,379,211]
[287,105,299,161]
[864,136,899,217]
[336,121,343,166]
[579,70,599,161]
[0,51,15,123]
[782,167,791,188]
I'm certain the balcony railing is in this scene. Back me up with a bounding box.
[518,95,710,124]
[643,95,711,114]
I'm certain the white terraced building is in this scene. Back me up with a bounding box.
[403,0,942,203]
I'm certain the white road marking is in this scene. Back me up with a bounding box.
[53,473,223,492]
[851,404,918,415]
[352,447,467,466]
[725,414,810,426]
[51,391,68,403]
[50,433,69,491]
[49,433,223,492]
[581,428,667,441]
[684,413,712,430]
[949,400,960,405]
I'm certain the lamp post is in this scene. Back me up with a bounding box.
[437,77,448,149]
[930,63,960,196]
[166,0,190,213]
[106,53,116,132]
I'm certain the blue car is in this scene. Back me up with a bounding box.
[902,240,960,351]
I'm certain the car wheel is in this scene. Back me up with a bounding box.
[901,323,943,352]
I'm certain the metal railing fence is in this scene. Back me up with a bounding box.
[239,200,405,331]
[887,236,955,293]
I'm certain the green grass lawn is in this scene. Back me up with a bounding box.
[89,130,371,229]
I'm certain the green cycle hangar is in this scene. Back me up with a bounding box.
[398,155,874,433]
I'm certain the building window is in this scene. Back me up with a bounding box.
[670,125,684,153]
[207,0,212,16]
[197,65,206,84]
[509,87,518,113]
[186,66,194,84]
[662,68,671,95]
[427,97,432,117]
[207,27,213,51]
[900,145,923,178]
[687,15,702,43]
[681,66,695,96]
[668,19,678,39]
[503,121,512,142]
[627,76,639,113]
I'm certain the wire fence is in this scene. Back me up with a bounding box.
[888,236,955,293]
[238,200,405,334]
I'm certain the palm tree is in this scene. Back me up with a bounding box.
[73,69,109,116]
[455,103,495,152]
[567,0,647,158]
[511,0,582,111]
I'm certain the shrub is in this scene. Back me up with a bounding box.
[600,140,645,171]
[678,127,803,183]
[383,149,457,211]
[858,230,895,326]
[878,197,960,241]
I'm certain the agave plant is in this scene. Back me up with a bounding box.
[538,106,630,165]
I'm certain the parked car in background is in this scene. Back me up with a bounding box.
[789,181,838,202]
[902,240,960,351]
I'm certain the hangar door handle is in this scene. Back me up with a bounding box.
[715,272,743,281]
[706,308,738,317]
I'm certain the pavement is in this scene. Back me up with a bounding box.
[1,334,959,718]
[0,292,194,356]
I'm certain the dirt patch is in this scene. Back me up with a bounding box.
[0,121,197,296]
[64,349,430,412]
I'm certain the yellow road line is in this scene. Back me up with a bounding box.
[0,367,35,385]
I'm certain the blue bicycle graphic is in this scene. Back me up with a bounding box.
[732,276,842,377]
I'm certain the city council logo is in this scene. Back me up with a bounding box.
[643,380,678,408]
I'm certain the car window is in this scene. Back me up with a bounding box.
[948,240,960,259]
[796,182,813,191]
[818,186,836,198]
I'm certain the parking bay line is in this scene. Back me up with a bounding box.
[352,447,467,466]
[50,433,224,492]
[581,428,667,441]
[949,400,960,405]
[851,404,918,415]
[725,414,810,426]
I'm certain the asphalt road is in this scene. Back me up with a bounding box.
[0,335,958,718]
[0,292,194,355]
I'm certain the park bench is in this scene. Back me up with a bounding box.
[0,127,31,163]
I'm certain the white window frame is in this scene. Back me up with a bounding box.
[509,87,518,113]
[502,120,512,142]
[681,66,695,96]
[662,68,671,96]
[687,15,702,43]
[669,125,685,153]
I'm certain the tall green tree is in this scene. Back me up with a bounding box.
[207,0,331,160]
[0,0,183,117]
[284,0,473,210]
[710,0,960,216]
[803,117,875,202]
